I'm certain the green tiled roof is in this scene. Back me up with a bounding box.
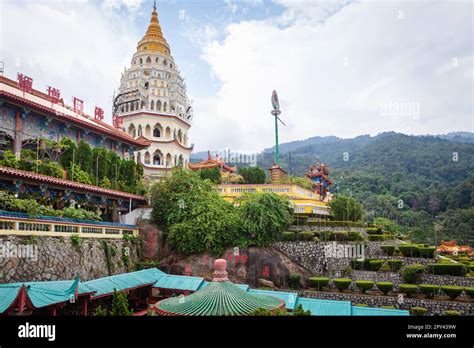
[84,268,165,298]
[351,306,410,316]
[156,281,283,316]
[197,281,249,292]
[296,298,352,316]
[153,275,204,291]
[247,289,298,310]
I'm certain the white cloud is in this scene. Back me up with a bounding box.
[191,0,473,152]
[0,1,141,121]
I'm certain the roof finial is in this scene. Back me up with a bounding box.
[212,259,229,282]
[153,0,156,11]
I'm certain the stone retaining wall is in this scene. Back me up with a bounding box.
[298,290,474,316]
[0,235,140,283]
[289,225,366,233]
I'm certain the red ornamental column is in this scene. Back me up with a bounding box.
[82,298,88,316]
[13,109,23,157]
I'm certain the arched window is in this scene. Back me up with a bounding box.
[128,124,136,138]
[177,129,183,143]
[153,124,161,137]
[145,125,151,137]
[131,103,135,112]
[144,152,150,164]
[155,57,159,63]
[165,127,171,138]
[136,152,142,163]
[166,153,172,167]
[153,150,163,166]
[141,101,145,109]
[163,59,167,66]
[138,125,142,137]
[157,100,162,111]
[150,100,155,110]
[146,57,151,64]
[139,58,143,64]
[163,102,167,112]
[178,155,184,167]
[170,63,173,69]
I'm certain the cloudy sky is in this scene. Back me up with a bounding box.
[1,0,473,152]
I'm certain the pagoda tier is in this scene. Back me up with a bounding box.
[188,151,237,173]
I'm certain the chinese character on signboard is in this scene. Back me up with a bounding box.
[226,251,233,263]
[47,86,61,104]
[112,114,122,128]
[262,265,270,278]
[94,106,104,121]
[240,254,248,265]
[73,97,84,114]
[17,73,33,93]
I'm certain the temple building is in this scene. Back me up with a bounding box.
[115,3,193,180]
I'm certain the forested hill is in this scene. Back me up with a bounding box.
[191,132,474,244]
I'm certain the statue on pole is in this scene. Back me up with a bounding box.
[270,90,285,165]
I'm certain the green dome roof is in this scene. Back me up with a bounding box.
[154,259,284,316]
[155,280,283,316]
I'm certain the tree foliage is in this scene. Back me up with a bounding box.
[239,167,266,184]
[329,195,364,221]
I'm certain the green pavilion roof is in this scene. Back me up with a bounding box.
[155,280,283,316]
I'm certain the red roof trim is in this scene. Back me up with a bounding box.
[0,166,146,201]
[0,88,148,148]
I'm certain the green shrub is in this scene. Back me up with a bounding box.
[70,234,83,249]
[281,231,296,241]
[320,231,334,241]
[334,231,348,241]
[308,277,330,290]
[368,235,384,241]
[312,237,320,242]
[379,263,391,273]
[380,306,396,309]
[464,287,474,299]
[410,307,428,316]
[444,310,460,316]
[398,244,419,257]
[352,259,366,270]
[369,259,384,271]
[366,227,382,235]
[426,264,467,277]
[376,282,394,295]
[355,280,375,293]
[381,245,396,256]
[333,278,352,292]
[440,285,463,300]
[288,273,301,289]
[401,264,425,284]
[387,259,404,272]
[347,231,363,241]
[354,303,368,307]
[399,284,418,297]
[418,246,436,258]
[419,284,439,298]
[298,231,314,241]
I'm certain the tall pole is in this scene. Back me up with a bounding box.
[270,90,284,166]
[274,114,279,165]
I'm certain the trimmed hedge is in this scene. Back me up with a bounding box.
[376,282,394,295]
[398,244,419,257]
[387,259,404,272]
[410,307,428,316]
[354,303,368,307]
[418,246,436,258]
[419,284,439,299]
[333,278,352,292]
[347,231,363,241]
[401,264,425,284]
[281,231,296,241]
[288,273,301,289]
[369,259,384,271]
[366,227,382,235]
[444,310,460,316]
[426,264,467,276]
[368,235,384,241]
[334,231,348,241]
[306,220,365,228]
[440,285,463,300]
[399,284,418,297]
[308,277,330,290]
[355,280,375,293]
[465,287,474,299]
[380,305,396,309]
[297,231,314,241]
[380,245,396,256]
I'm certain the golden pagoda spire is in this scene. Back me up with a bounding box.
[136,1,171,55]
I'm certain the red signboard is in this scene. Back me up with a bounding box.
[47,86,61,104]
[112,114,123,128]
[94,106,104,121]
[73,97,84,114]
[17,73,33,93]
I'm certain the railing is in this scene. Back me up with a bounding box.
[0,211,139,239]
